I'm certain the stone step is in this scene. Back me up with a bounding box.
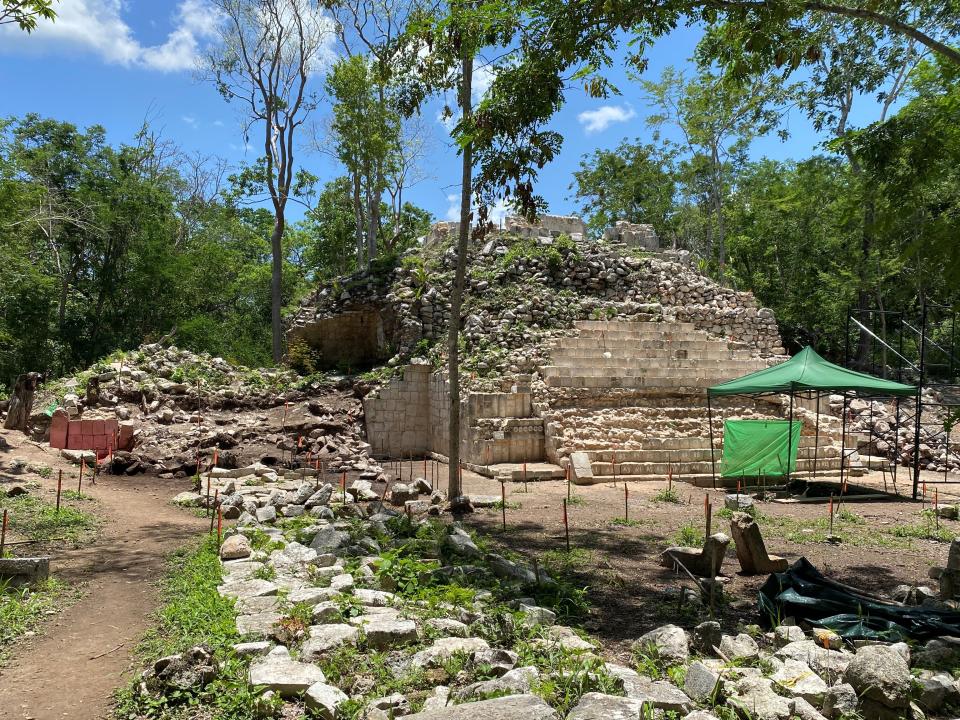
[544,375,720,389]
[573,468,864,487]
[583,444,841,464]
[574,320,701,332]
[572,435,831,452]
[549,348,761,362]
[589,456,848,477]
[544,361,769,375]
[549,338,749,351]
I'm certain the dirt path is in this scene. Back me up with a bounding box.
[0,433,205,720]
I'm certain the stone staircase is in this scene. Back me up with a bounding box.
[536,320,853,486]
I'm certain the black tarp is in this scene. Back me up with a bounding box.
[758,558,960,642]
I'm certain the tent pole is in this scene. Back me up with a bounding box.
[813,392,820,480]
[707,393,717,490]
[840,393,848,489]
[786,389,795,483]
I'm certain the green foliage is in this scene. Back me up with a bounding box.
[673,523,705,547]
[0,577,70,665]
[2,493,99,543]
[653,488,683,504]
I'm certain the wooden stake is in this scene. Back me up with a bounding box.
[704,494,711,537]
[500,482,507,532]
[79,458,85,493]
[217,506,223,544]
[624,486,629,521]
[935,488,940,530]
[566,465,571,500]
[341,471,346,503]
[613,448,618,488]
[56,470,63,513]
[523,461,527,492]
[563,498,570,551]
[0,509,7,557]
[210,489,219,533]
[829,494,834,536]
[206,475,212,518]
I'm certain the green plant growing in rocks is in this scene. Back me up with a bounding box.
[0,577,73,666]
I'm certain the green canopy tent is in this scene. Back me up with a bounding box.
[706,346,916,488]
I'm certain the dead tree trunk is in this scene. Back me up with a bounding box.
[4,372,40,431]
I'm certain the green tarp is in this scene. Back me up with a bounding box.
[721,419,801,478]
[708,346,916,397]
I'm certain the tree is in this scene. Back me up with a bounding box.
[202,0,332,362]
[641,67,793,272]
[326,55,402,268]
[1,0,56,31]
[571,139,678,239]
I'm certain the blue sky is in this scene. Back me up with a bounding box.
[0,1,893,226]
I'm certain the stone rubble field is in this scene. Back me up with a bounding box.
[136,476,960,720]
[32,342,371,477]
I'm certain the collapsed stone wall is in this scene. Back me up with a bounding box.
[288,218,784,385]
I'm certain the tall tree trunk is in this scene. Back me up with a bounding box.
[447,50,473,501]
[366,184,378,264]
[352,172,365,270]
[271,213,285,363]
[5,372,40,431]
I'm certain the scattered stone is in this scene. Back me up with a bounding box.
[248,646,326,697]
[661,533,729,577]
[255,506,277,524]
[632,624,689,665]
[472,647,518,677]
[236,612,282,638]
[300,624,359,659]
[304,682,349,719]
[719,633,759,662]
[692,621,722,655]
[843,644,912,717]
[310,526,351,553]
[232,641,272,657]
[729,512,788,574]
[812,627,842,650]
[683,661,721,704]
[145,646,216,693]
[401,694,558,720]
[456,667,539,702]
[774,625,805,647]
[363,618,418,650]
[411,636,490,668]
[566,692,650,720]
[771,659,828,706]
[427,618,470,637]
[822,683,858,719]
[728,677,792,720]
[219,534,252,560]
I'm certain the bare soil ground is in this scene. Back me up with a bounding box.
[399,462,960,664]
[0,430,204,720]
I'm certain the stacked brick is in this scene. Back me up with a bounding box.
[49,410,134,455]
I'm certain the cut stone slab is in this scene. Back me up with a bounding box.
[728,677,792,720]
[771,659,828,705]
[220,534,252,560]
[822,683,858,720]
[775,641,852,679]
[566,692,649,720]
[310,526,351,553]
[311,601,340,624]
[630,677,693,714]
[843,644,911,715]
[632,624,689,665]
[236,612,282,638]
[411,636,490,668]
[774,625,805,647]
[427,618,470,637]
[363,618,418,649]
[660,533,729,577]
[304,681,348,719]
[0,557,49,587]
[218,579,278,599]
[570,452,595,485]
[402,693,559,720]
[729,511,788,574]
[248,646,326,697]
[255,506,277,523]
[684,661,721,704]
[446,528,482,558]
[300,624,359,659]
[456,666,538,701]
[232,640,272,657]
[287,586,339,605]
[354,588,395,606]
[533,625,594,652]
[719,633,759,662]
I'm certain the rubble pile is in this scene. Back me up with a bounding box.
[27,343,371,476]
[837,391,960,473]
[288,228,784,392]
[136,486,960,720]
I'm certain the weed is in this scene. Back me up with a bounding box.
[61,490,93,501]
[540,548,593,576]
[673,523,705,547]
[0,578,73,666]
[2,494,99,543]
[653,488,683,504]
[610,518,644,528]
[565,495,586,507]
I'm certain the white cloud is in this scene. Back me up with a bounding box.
[577,104,637,134]
[182,115,197,127]
[0,0,221,72]
[445,193,460,222]
[472,64,494,103]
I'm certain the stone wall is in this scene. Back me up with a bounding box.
[364,365,544,465]
[604,220,659,251]
[288,306,397,370]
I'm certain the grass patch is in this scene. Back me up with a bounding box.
[673,523,704,547]
[61,490,94,501]
[540,548,593,576]
[0,578,73,666]
[565,494,586,506]
[2,493,99,543]
[653,488,682,504]
[610,517,644,528]
[114,536,269,720]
